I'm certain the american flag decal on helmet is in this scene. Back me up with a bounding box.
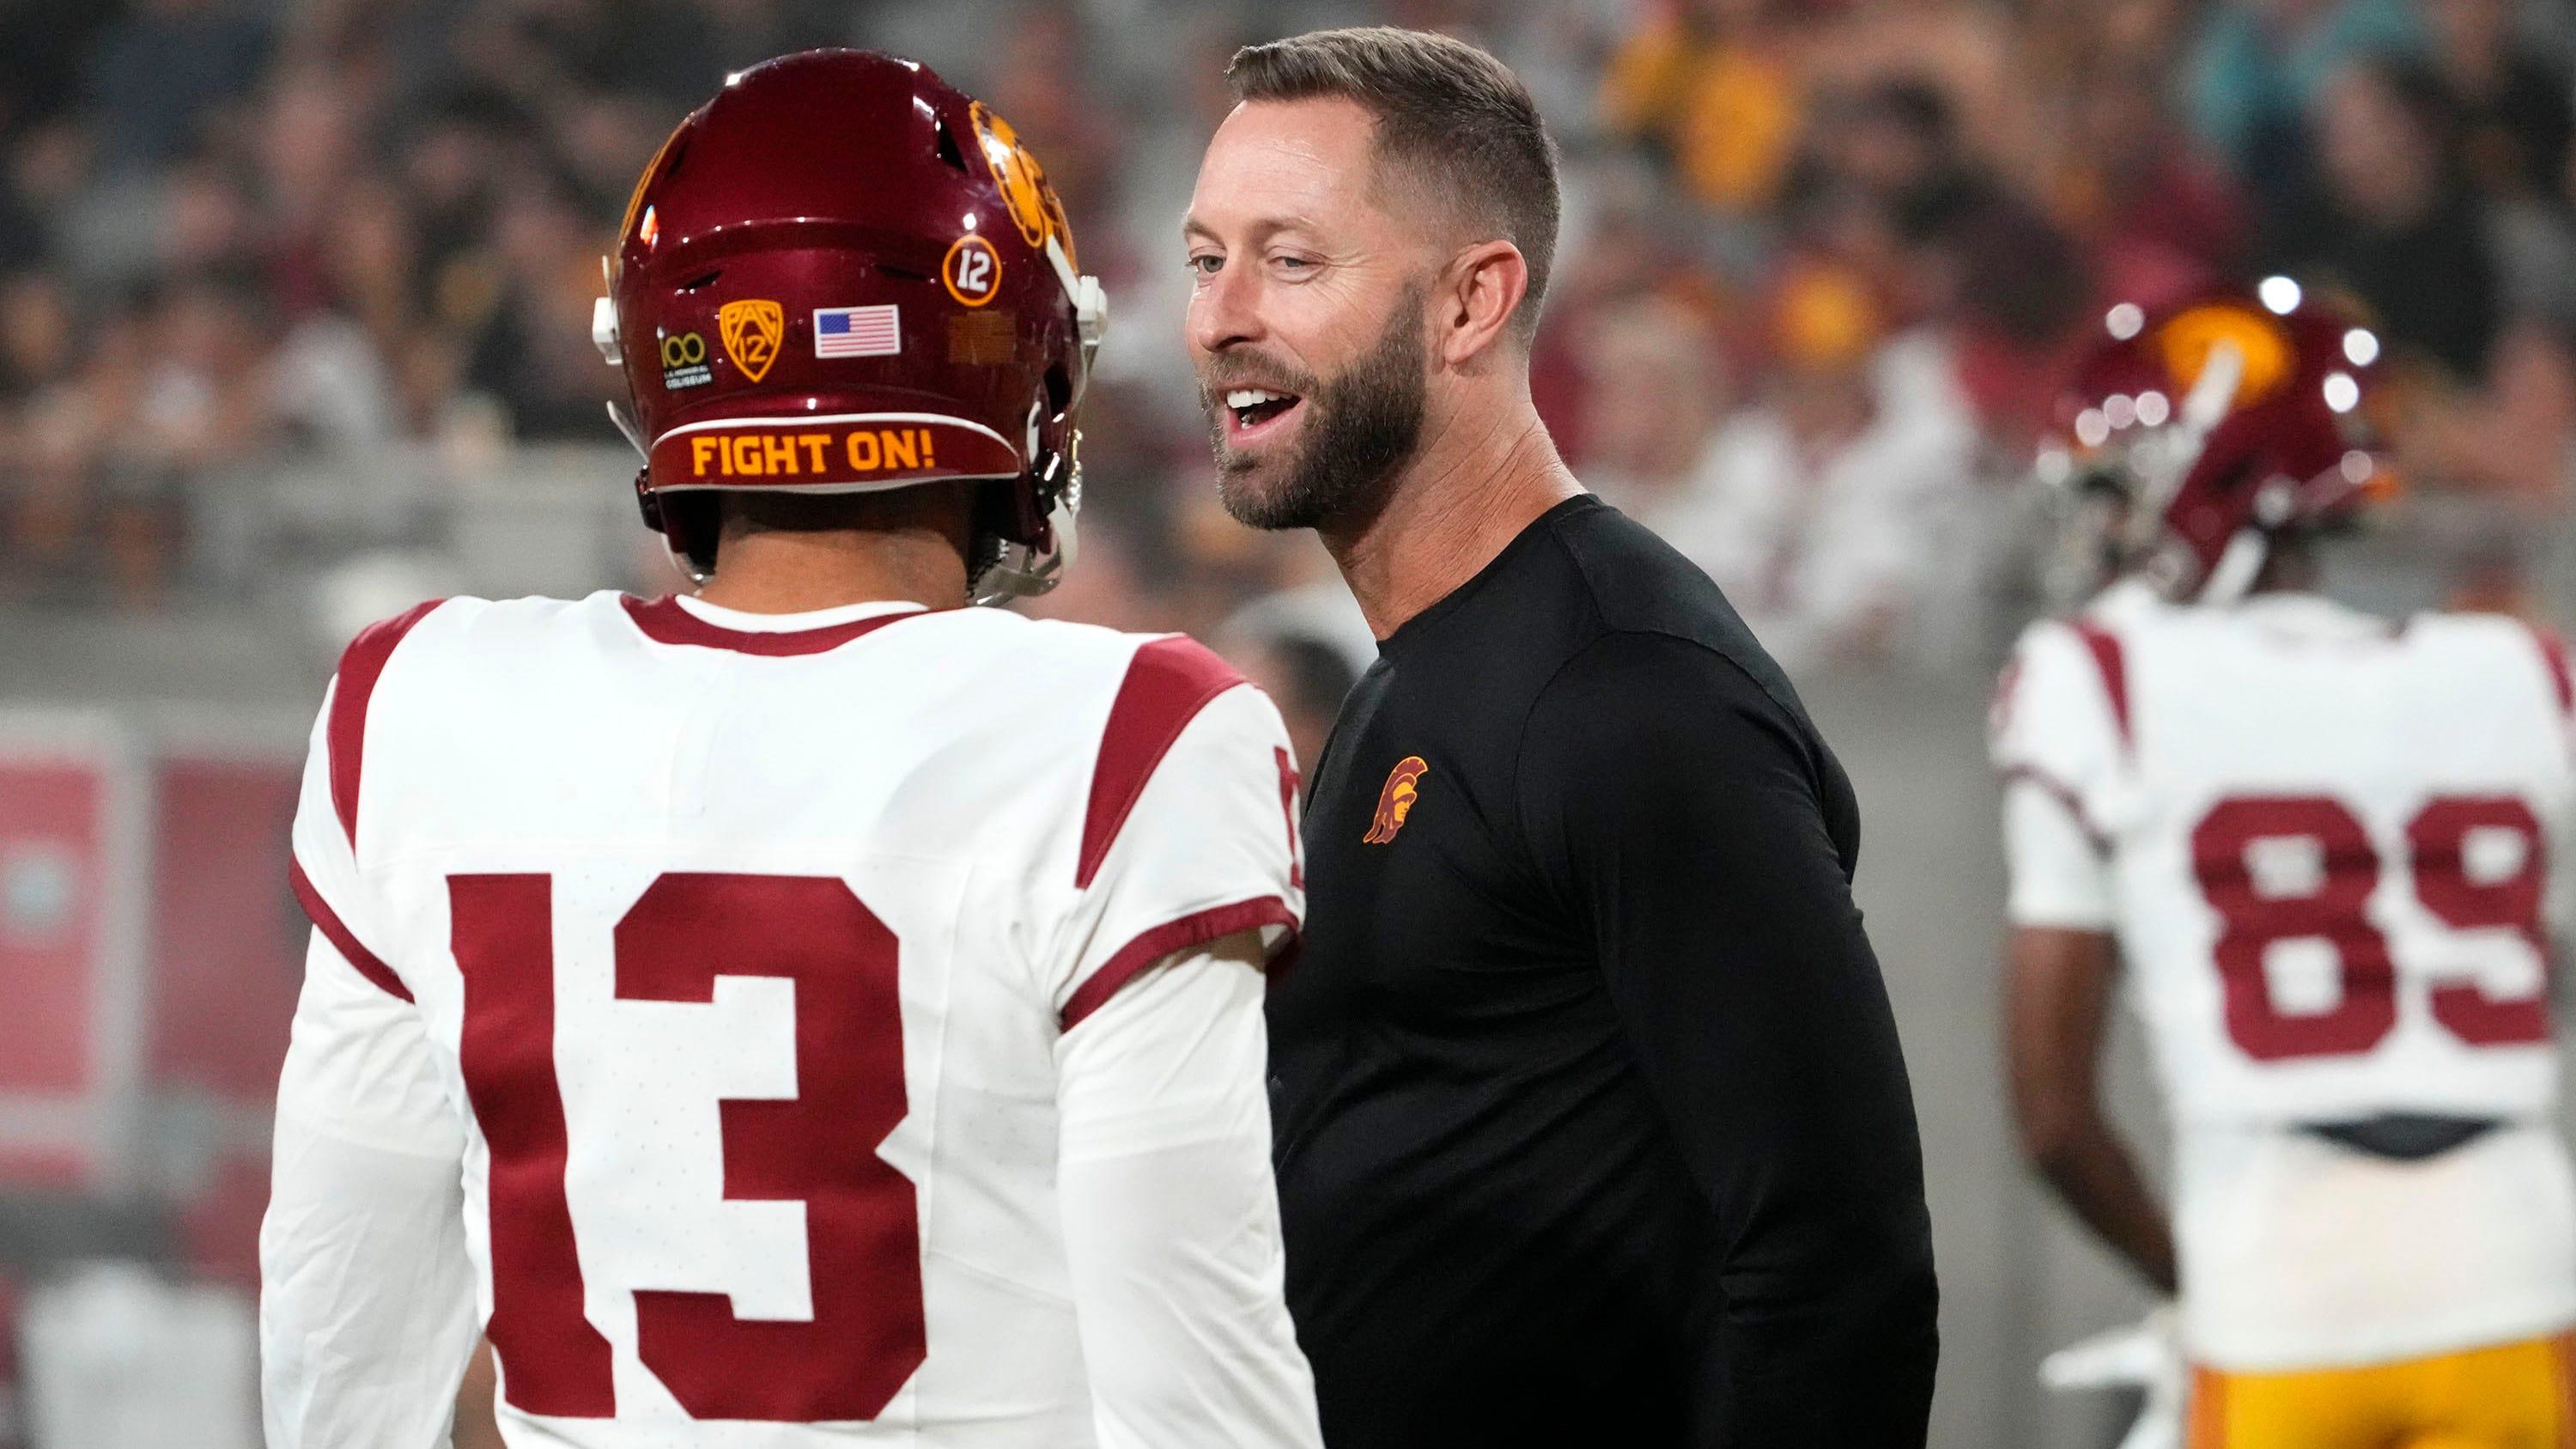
[815,305,902,358]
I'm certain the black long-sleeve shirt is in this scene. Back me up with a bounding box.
[1269,494,1938,1447]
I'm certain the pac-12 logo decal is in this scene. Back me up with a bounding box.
[943,234,1002,307]
[1363,756,1430,844]
[718,299,784,383]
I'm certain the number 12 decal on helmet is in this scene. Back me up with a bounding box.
[945,234,1002,307]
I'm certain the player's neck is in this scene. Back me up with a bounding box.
[1320,386,1583,640]
[691,527,969,615]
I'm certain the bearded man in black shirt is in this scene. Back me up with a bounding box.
[1182,27,1939,1448]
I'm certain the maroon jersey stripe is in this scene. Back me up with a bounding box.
[1076,636,1246,889]
[619,595,927,655]
[1997,765,2111,855]
[1060,896,1298,1030]
[326,599,446,849]
[2524,623,2573,721]
[2068,618,2133,751]
[287,858,413,1002]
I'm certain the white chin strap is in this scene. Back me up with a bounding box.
[606,400,647,457]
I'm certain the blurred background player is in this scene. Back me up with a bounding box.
[257,51,1321,1449]
[1995,286,2576,1447]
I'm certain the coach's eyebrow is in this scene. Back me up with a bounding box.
[1181,214,1320,246]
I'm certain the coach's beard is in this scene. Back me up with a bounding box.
[1203,286,1428,532]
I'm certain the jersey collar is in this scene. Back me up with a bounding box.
[2233,590,2389,642]
[622,594,933,655]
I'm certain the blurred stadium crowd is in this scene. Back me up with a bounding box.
[1,0,2570,679]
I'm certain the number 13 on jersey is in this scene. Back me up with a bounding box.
[449,871,926,1422]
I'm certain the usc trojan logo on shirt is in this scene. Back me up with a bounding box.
[1364,756,1430,844]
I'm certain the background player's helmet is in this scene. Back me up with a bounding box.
[2041,282,2386,604]
[593,49,1108,597]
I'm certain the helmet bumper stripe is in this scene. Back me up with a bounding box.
[645,411,1022,494]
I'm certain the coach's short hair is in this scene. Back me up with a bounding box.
[1228,27,1561,343]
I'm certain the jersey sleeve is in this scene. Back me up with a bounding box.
[1049,638,1305,1029]
[1054,932,1324,1449]
[2512,624,2576,943]
[286,600,444,1003]
[261,933,477,1449]
[264,611,478,1446]
[1991,621,2124,929]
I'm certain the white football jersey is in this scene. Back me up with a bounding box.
[262,591,1317,1447]
[1995,586,2576,1368]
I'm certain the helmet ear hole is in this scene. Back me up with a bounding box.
[971,478,1034,548]
[934,118,969,172]
[1042,364,1073,419]
[655,137,691,186]
[666,493,722,577]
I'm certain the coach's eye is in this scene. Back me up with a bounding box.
[1273,254,1315,275]
[1187,254,1224,277]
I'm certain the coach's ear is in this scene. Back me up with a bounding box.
[1435,239,1530,369]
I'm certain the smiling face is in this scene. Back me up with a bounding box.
[1185,97,1439,531]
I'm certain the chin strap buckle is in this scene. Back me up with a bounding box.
[592,257,625,366]
[592,295,623,365]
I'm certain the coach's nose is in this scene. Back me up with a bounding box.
[1187,259,1265,359]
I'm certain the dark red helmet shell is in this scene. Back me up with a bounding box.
[601,49,1100,560]
[2052,284,2385,588]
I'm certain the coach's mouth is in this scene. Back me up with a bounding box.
[1224,387,1304,446]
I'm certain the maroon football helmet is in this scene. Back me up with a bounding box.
[592,50,1107,596]
[2044,280,2386,603]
